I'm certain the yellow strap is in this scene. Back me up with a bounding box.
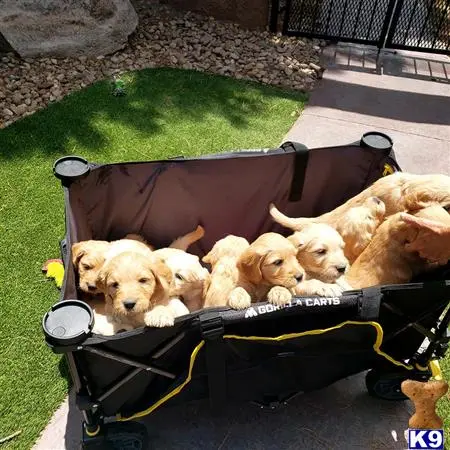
[117,320,411,422]
[117,341,205,421]
[224,320,412,371]
[84,425,100,437]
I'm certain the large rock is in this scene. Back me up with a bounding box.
[0,0,138,58]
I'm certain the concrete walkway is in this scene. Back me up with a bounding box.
[34,373,413,450]
[34,45,450,450]
[285,44,450,176]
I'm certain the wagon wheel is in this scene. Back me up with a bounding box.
[365,368,430,401]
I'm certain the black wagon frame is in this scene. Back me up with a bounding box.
[44,132,450,449]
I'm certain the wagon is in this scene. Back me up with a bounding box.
[42,131,450,449]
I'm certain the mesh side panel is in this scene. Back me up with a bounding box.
[285,0,390,43]
[282,0,450,53]
[389,0,450,51]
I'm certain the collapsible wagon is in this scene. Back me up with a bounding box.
[43,131,450,449]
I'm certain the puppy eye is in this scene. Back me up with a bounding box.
[82,263,92,270]
[111,281,119,289]
[175,273,185,281]
[273,259,283,266]
[315,249,327,255]
[138,278,149,284]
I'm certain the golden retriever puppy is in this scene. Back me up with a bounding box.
[270,172,450,229]
[270,196,385,264]
[201,235,250,309]
[287,223,349,297]
[72,240,111,294]
[287,224,349,282]
[72,233,150,295]
[230,233,305,309]
[95,251,186,334]
[152,247,210,312]
[72,226,204,296]
[336,197,386,263]
[345,204,450,289]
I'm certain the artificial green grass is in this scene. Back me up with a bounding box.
[0,67,307,449]
[438,351,450,442]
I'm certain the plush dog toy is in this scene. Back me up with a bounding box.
[401,379,448,429]
[42,259,64,289]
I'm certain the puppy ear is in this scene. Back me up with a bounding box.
[72,242,86,266]
[287,233,306,250]
[202,249,214,265]
[96,265,108,293]
[401,213,443,232]
[150,259,173,305]
[237,246,264,284]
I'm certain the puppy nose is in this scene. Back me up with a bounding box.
[87,284,96,292]
[295,273,304,282]
[123,299,136,310]
[337,265,347,274]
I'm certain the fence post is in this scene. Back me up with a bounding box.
[378,0,403,50]
[269,0,280,32]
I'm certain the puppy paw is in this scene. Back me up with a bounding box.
[267,286,292,306]
[92,323,116,336]
[318,283,344,297]
[228,287,252,310]
[294,279,344,297]
[168,297,190,317]
[144,306,175,328]
[335,277,353,291]
[92,312,116,336]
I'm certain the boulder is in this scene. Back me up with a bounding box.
[0,0,138,58]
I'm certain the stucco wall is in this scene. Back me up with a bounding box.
[161,0,269,30]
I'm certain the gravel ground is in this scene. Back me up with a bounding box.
[0,0,323,128]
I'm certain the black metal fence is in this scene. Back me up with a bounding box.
[271,0,450,54]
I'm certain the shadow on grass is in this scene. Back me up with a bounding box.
[0,68,305,161]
